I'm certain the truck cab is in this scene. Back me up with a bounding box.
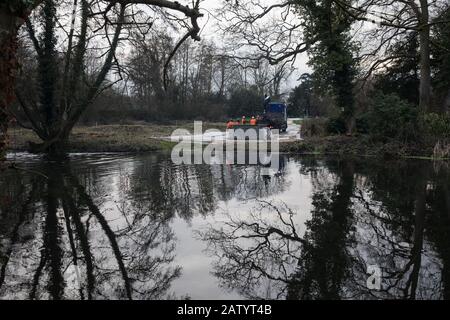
[263,102,288,132]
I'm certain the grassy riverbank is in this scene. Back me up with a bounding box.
[8,122,225,153]
[280,135,442,159]
[8,123,447,159]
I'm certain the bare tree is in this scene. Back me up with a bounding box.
[217,0,310,65]
[338,0,450,113]
[126,29,174,116]
[0,0,203,159]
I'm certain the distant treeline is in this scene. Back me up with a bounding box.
[12,26,296,125]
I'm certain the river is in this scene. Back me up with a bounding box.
[0,152,449,299]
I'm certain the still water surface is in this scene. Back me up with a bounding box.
[0,152,449,299]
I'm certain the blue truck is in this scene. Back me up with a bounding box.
[227,99,288,136]
[261,102,288,133]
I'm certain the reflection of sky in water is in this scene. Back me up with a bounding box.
[170,166,314,299]
[0,153,449,300]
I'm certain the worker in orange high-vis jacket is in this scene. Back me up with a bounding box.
[249,116,257,125]
[241,116,246,124]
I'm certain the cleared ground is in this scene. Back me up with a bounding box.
[8,120,302,153]
[7,122,226,152]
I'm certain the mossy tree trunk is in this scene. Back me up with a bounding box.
[0,31,16,162]
[0,1,41,162]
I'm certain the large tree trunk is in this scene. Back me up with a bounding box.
[419,29,431,113]
[407,179,426,299]
[29,136,69,158]
[0,10,21,162]
[28,117,70,157]
[0,3,40,162]
[419,0,432,113]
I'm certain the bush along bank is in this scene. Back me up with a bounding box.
[287,94,450,160]
[280,135,438,159]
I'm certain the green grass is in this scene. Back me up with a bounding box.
[8,123,225,153]
[8,123,448,159]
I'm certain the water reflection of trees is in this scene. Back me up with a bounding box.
[200,159,450,300]
[0,161,180,300]
[3,154,447,300]
[348,161,450,299]
[201,199,305,299]
[0,153,290,299]
[128,153,290,220]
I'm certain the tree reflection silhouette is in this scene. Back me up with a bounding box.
[127,153,290,220]
[1,155,449,300]
[200,158,450,300]
[347,161,448,299]
[200,199,306,299]
[287,160,355,300]
[0,159,180,300]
